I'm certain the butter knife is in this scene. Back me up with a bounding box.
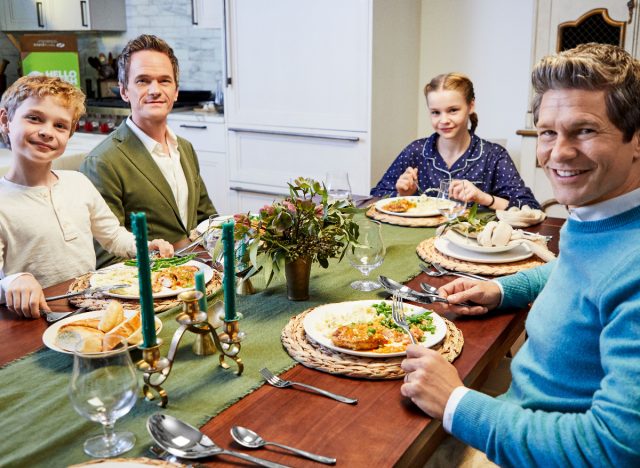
[45,284,129,301]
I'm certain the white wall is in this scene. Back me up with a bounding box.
[418,0,535,168]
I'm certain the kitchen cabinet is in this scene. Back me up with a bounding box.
[519,0,639,206]
[167,113,230,215]
[224,0,421,213]
[0,0,125,31]
[190,0,223,28]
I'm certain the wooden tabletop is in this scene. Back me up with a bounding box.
[0,218,563,467]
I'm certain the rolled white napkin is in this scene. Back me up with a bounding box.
[496,205,546,227]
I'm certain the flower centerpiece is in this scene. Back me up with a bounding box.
[234,177,359,300]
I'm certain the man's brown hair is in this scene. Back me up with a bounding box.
[117,34,180,87]
[532,43,640,142]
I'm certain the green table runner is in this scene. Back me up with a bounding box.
[0,220,435,468]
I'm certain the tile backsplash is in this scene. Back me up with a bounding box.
[0,0,223,94]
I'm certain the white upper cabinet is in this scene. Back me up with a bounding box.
[0,0,47,30]
[225,0,370,132]
[191,0,223,28]
[0,0,126,31]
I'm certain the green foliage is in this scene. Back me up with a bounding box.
[437,203,496,236]
[233,177,360,286]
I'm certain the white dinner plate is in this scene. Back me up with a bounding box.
[374,196,454,218]
[89,260,214,300]
[302,300,447,358]
[444,230,522,254]
[434,237,533,263]
[42,310,163,354]
[195,215,235,235]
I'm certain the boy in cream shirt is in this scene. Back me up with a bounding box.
[0,75,173,318]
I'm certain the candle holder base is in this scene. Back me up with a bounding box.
[136,290,244,407]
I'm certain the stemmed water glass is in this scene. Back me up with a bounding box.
[437,179,467,220]
[203,214,223,266]
[68,336,138,458]
[347,219,386,291]
[326,171,352,203]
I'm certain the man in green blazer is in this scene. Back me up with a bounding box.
[81,35,216,267]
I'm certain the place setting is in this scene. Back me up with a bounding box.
[61,251,222,314]
[416,204,556,276]
[281,294,464,380]
[366,180,463,227]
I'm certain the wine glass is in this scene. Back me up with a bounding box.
[326,171,352,202]
[347,219,385,291]
[204,214,222,263]
[68,336,138,458]
[437,179,467,220]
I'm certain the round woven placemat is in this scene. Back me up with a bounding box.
[67,270,223,312]
[417,237,545,276]
[281,309,463,380]
[366,205,446,227]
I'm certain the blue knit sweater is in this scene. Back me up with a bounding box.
[451,206,640,467]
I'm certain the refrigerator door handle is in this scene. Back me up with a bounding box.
[228,127,360,142]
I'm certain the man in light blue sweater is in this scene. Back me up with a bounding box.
[401,43,640,467]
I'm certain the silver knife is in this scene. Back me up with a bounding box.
[45,284,129,301]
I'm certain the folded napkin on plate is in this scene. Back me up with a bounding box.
[496,206,546,227]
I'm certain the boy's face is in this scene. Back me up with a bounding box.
[0,95,74,165]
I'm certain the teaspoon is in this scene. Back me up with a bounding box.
[231,426,336,465]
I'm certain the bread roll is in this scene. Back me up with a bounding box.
[98,300,124,332]
[107,311,142,341]
[56,325,105,353]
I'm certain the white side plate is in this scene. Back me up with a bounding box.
[434,237,533,264]
[42,310,162,354]
[444,230,521,254]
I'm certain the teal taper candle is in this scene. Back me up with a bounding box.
[131,212,156,348]
[195,270,207,311]
[221,220,236,321]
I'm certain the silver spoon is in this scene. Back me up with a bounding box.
[147,413,289,468]
[231,426,336,465]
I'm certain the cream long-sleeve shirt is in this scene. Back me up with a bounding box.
[0,171,136,301]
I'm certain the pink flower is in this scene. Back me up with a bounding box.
[260,205,275,216]
[283,201,297,213]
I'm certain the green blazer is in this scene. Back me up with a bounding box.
[80,121,217,267]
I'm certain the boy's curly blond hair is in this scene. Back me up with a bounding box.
[0,75,86,145]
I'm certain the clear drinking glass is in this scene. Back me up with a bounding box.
[437,179,467,220]
[68,336,138,458]
[347,219,385,291]
[326,171,352,202]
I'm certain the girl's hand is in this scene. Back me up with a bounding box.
[396,167,418,196]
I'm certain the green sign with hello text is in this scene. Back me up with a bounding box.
[21,51,80,87]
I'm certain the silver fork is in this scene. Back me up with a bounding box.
[259,367,358,405]
[391,293,417,345]
[420,262,488,281]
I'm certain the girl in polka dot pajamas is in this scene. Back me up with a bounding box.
[370,73,540,210]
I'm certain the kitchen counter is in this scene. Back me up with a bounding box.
[167,109,225,124]
[0,132,107,178]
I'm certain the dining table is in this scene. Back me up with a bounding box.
[0,210,564,468]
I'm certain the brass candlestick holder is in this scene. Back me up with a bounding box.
[137,290,244,407]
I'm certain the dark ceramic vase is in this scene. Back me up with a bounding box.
[284,257,311,301]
